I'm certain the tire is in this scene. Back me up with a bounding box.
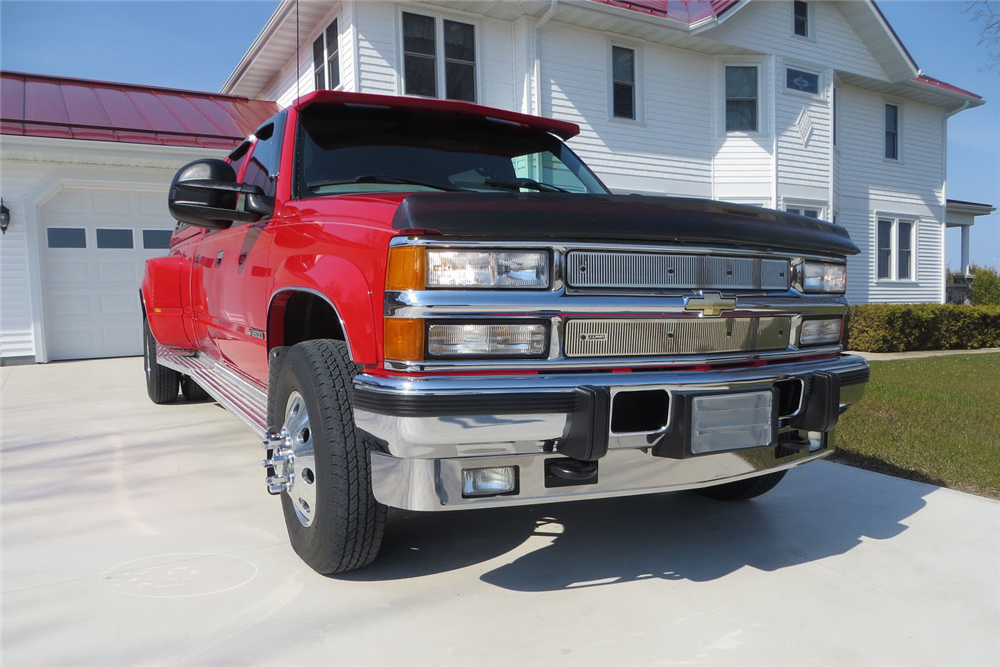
[180,376,211,402]
[698,470,787,501]
[143,316,179,405]
[270,339,386,574]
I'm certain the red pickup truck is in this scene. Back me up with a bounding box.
[142,90,869,574]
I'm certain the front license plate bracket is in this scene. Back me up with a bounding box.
[651,388,778,459]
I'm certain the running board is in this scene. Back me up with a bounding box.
[156,345,267,439]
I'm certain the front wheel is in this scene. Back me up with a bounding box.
[697,470,787,501]
[270,339,386,574]
[143,316,179,404]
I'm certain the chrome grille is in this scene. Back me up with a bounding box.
[566,252,790,291]
[564,317,791,357]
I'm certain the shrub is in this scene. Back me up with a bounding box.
[845,304,1000,352]
[971,265,1000,306]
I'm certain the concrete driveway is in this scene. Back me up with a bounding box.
[2,358,998,666]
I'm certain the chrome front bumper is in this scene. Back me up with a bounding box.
[355,354,869,511]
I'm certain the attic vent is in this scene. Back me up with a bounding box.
[797,108,814,146]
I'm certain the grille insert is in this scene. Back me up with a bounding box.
[567,252,790,291]
[564,317,791,357]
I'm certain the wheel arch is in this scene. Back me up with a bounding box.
[267,287,364,362]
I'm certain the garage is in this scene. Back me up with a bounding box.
[39,186,175,360]
[0,71,276,363]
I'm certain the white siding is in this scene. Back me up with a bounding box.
[261,2,350,107]
[838,84,946,304]
[540,23,713,197]
[709,1,888,82]
[0,163,48,359]
[355,1,398,95]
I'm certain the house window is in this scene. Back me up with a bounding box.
[786,67,819,95]
[877,217,915,280]
[877,219,892,279]
[897,221,913,279]
[402,12,475,102]
[611,46,636,119]
[312,19,340,90]
[725,66,758,132]
[793,1,809,37]
[885,103,899,160]
[786,206,821,219]
[444,20,475,102]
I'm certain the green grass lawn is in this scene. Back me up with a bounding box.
[833,353,1000,499]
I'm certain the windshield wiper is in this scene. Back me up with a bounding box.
[482,178,570,193]
[306,175,458,192]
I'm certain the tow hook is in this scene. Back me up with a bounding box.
[262,428,295,495]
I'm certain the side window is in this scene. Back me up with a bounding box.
[725,65,758,132]
[885,103,899,160]
[611,45,636,120]
[313,19,340,90]
[240,119,284,202]
[793,0,809,38]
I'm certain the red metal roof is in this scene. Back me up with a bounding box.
[0,71,279,149]
[590,0,740,24]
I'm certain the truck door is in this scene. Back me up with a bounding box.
[193,117,283,383]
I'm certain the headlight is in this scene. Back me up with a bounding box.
[800,261,847,293]
[426,250,549,288]
[799,318,843,346]
[427,322,548,358]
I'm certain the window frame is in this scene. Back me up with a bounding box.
[883,100,902,162]
[397,8,479,103]
[721,61,765,135]
[792,0,813,40]
[312,17,341,92]
[783,64,823,99]
[875,214,918,283]
[607,39,644,123]
[783,198,826,221]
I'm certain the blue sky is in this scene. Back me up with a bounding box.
[1,0,997,269]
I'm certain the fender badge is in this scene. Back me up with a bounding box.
[684,292,736,317]
[249,328,266,340]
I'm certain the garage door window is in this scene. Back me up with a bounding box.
[96,229,133,249]
[142,229,172,249]
[47,227,86,248]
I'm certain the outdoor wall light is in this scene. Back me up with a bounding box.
[0,199,9,234]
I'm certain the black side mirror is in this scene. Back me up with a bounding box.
[168,159,274,229]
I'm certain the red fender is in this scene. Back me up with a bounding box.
[268,255,379,365]
[141,256,194,348]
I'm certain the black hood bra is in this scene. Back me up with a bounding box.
[391,193,860,258]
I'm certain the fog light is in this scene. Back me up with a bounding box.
[462,466,518,497]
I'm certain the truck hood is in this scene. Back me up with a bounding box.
[390,193,860,257]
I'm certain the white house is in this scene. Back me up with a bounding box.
[222,0,986,306]
[0,72,277,364]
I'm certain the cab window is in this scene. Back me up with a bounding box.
[241,114,286,200]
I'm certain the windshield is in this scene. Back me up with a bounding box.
[295,104,609,197]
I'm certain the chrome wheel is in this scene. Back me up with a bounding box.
[282,391,317,527]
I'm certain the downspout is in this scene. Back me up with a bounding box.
[532,0,558,117]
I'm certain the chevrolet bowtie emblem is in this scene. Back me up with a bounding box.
[684,292,736,317]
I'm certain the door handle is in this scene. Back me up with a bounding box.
[216,250,224,267]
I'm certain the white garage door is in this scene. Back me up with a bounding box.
[39,186,174,361]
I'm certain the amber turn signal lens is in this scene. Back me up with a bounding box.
[384,318,425,362]
[386,246,426,291]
